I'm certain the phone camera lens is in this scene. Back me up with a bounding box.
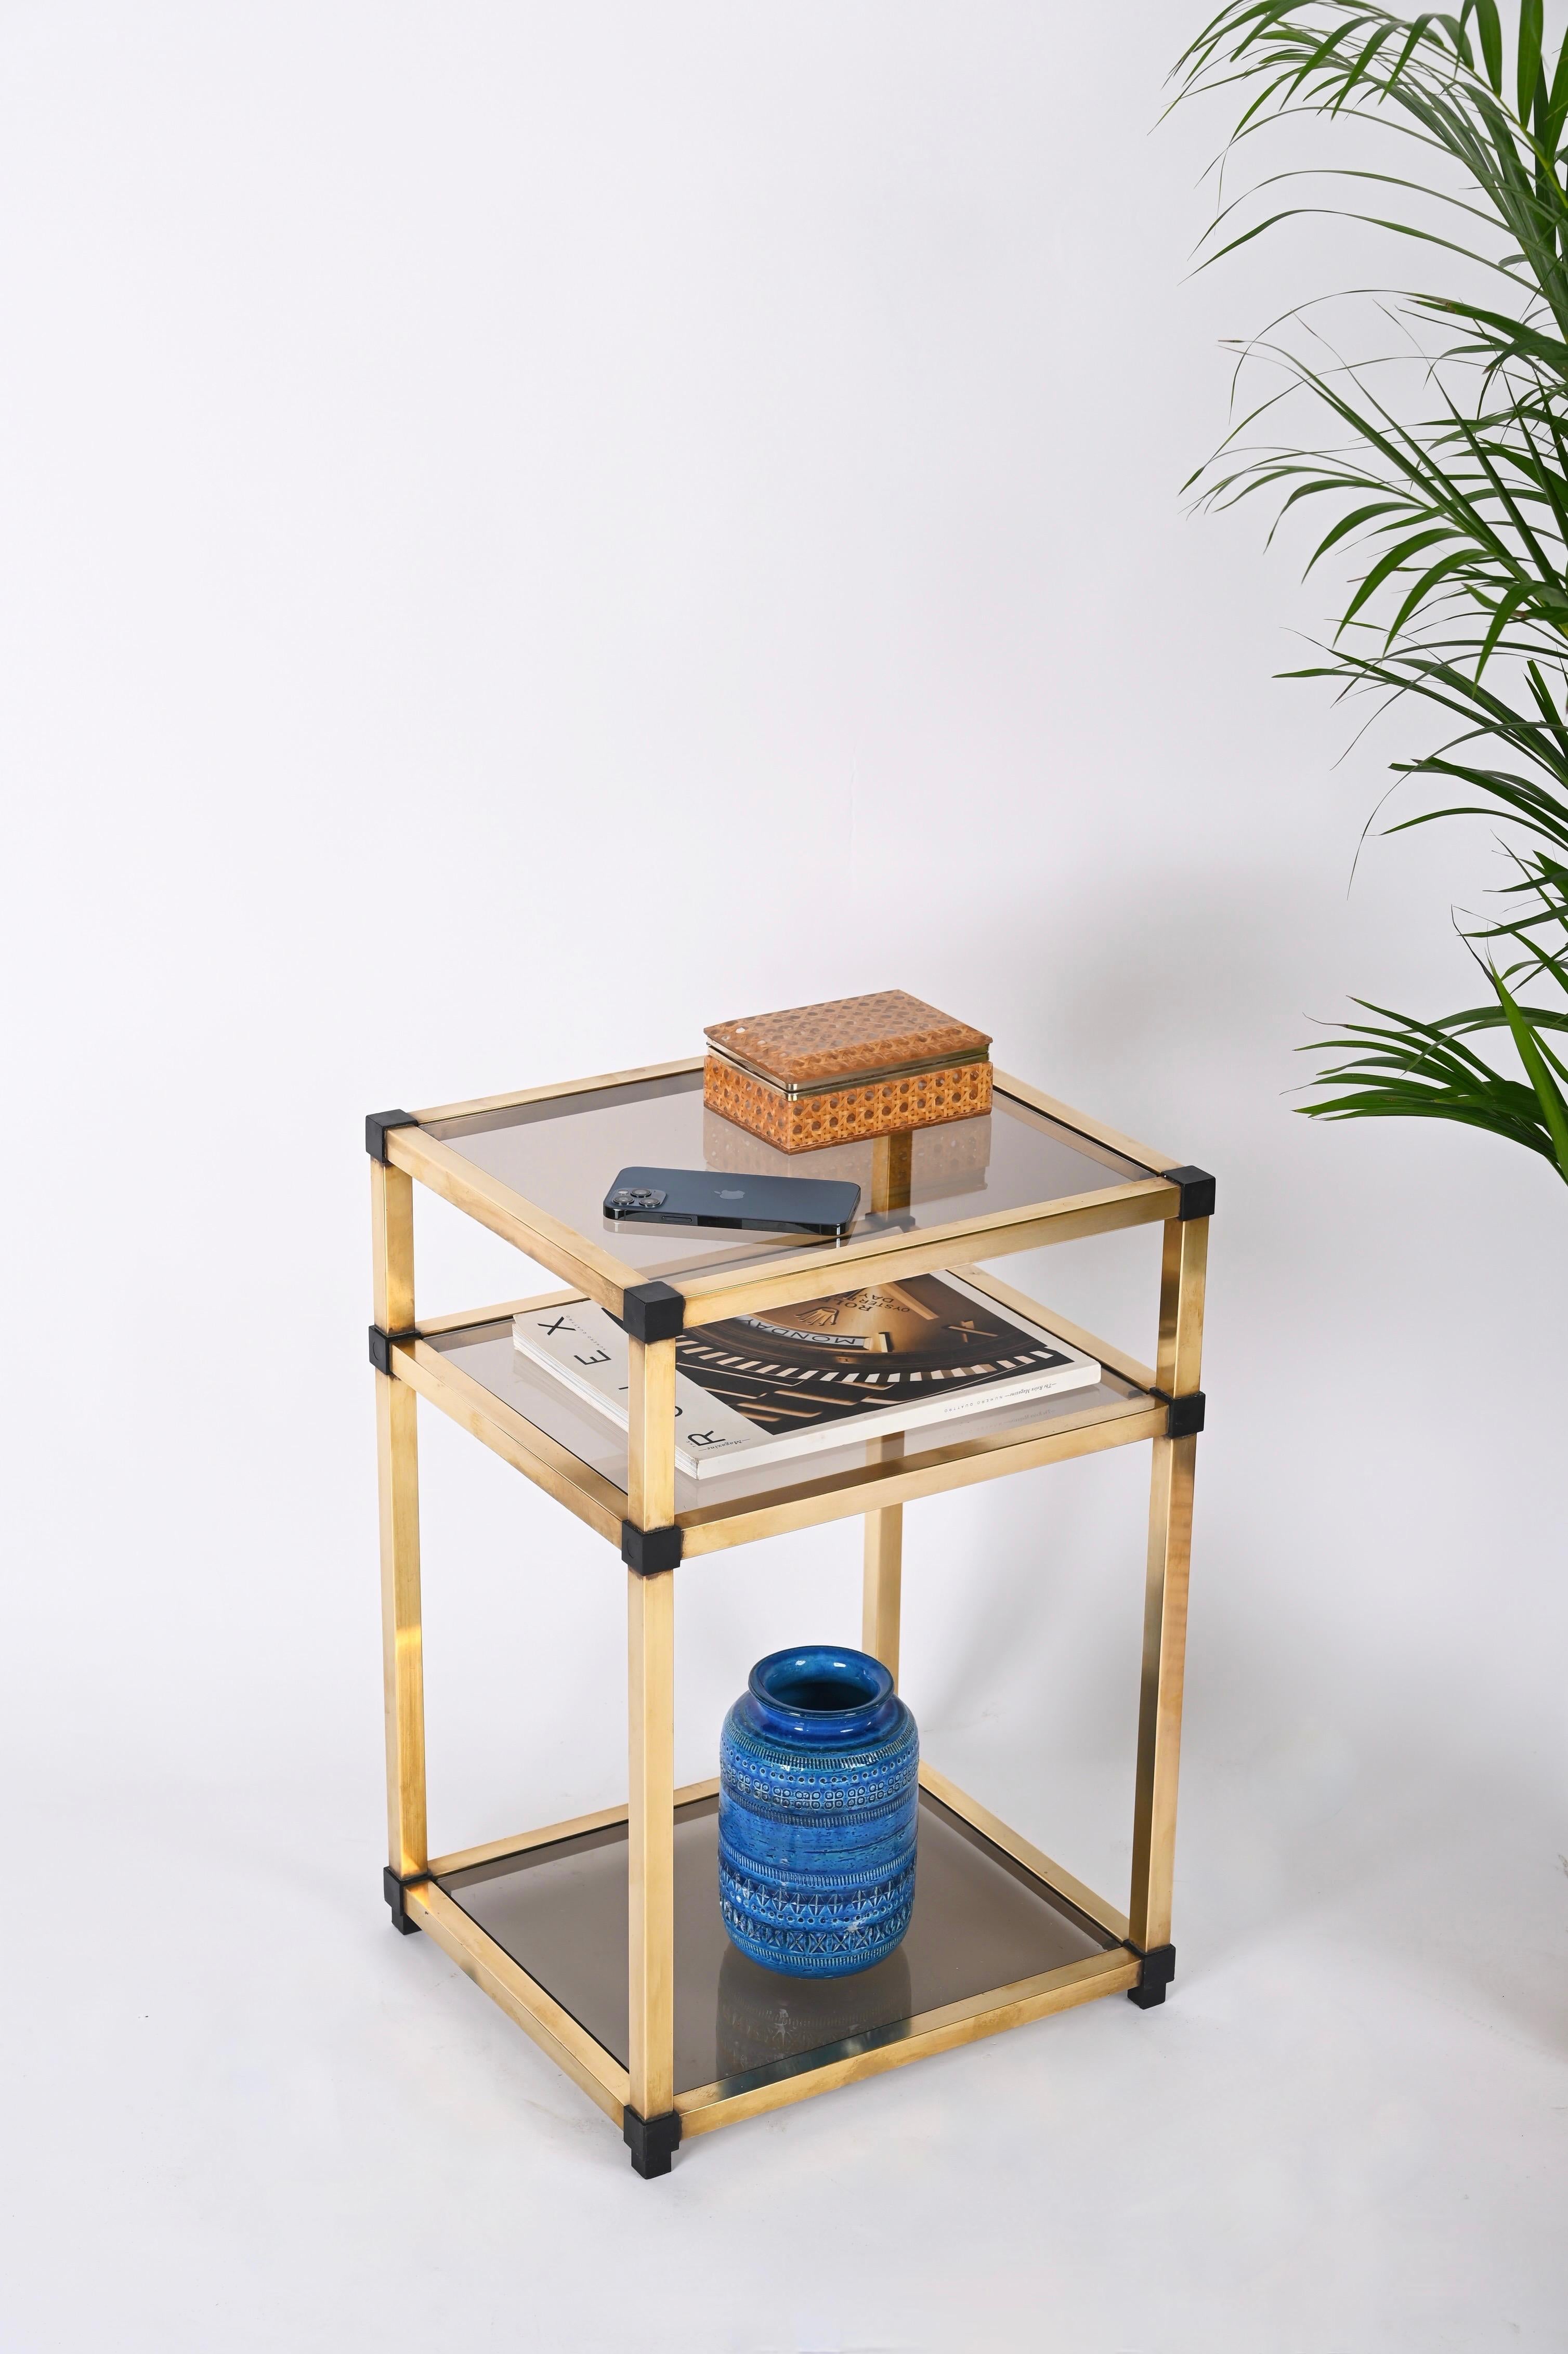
[610,1186,666,1211]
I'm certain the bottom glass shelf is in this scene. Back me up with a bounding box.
[438,1789,1117,2097]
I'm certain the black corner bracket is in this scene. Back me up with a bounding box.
[1126,1942,1176,2008]
[1165,1390,1206,1440]
[383,1866,421,1937]
[369,1324,419,1375]
[614,1281,686,1345]
[1160,1166,1216,1222]
[621,1520,683,1576]
[623,2105,681,2178]
[367,1109,419,1163]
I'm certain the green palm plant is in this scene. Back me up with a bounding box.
[1174,0,1568,1186]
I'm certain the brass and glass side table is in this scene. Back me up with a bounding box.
[368,1058,1210,2177]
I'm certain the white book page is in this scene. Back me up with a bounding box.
[512,1278,1102,1483]
[509,1300,759,1473]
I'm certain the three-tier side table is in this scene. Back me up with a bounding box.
[367,1057,1210,2177]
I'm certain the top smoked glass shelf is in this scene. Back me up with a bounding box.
[410,1062,1165,1296]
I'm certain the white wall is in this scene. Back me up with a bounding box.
[3,7,1562,2349]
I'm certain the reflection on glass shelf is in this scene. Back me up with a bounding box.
[438,1793,1112,2096]
[420,1069,1149,1283]
[423,1315,1153,1512]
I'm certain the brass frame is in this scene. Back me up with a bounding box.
[372,1160,426,1881]
[371,1060,1207,2163]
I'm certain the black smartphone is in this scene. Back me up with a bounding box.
[603,1166,861,1237]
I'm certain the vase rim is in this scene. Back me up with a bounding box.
[746,1645,897,1739]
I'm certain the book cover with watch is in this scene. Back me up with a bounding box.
[512,1271,1101,1481]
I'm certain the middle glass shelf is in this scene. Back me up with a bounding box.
[397,1268,1168,1553]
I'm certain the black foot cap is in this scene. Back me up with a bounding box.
[1127,1942,1175,2007]
[384,1866,420,1936]
[623,2106,681,2178]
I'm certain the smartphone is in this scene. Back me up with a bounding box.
[603,1166,861,1237]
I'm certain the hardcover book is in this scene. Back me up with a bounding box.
[512,1272,1100,1482]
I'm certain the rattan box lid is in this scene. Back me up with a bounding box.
[705,990,991,1088]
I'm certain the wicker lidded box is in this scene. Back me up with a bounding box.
[703,989,992,1153]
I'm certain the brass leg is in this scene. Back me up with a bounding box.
[626,1566,676,2170]
[371,1156,415,1336]
[1153,1213,1207,1403]
[626,1336,677,1536]
[372,1160,426,1888]
[870,1128,912,1212]
[1128,1430,1196,1957]
[1127,1215,1207,1987]
[861,1437,905,1684]
[861,1506,903,1683]
[624,1331,679,2173]
[860,1136,912,1682]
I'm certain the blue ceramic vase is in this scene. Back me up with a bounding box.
[718,1646,919,1979]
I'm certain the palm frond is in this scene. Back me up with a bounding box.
[1301,990,1568,1178]
[1174,1,1568,1191]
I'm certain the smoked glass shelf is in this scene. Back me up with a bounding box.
[417,1063,1148,1287]
[407,1287,1165,1553]
[369,1054,1209,2174]
[436,1788,1125,2116]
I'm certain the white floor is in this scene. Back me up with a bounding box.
[9,1732,1563,2353]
